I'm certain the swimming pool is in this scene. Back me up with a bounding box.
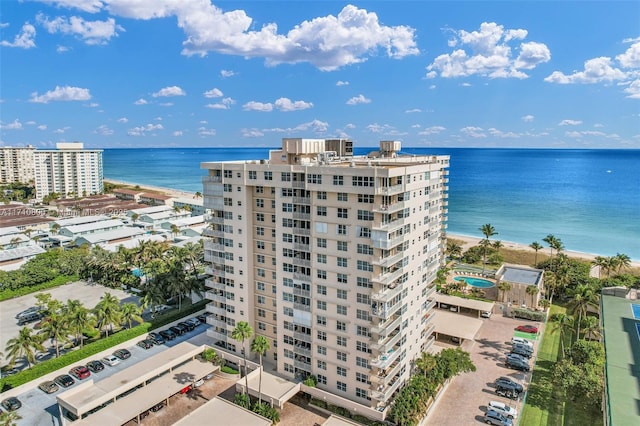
[131,268,145,277]
[632,303,640,319]
[454,276,495,288]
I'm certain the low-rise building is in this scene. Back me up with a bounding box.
[495,264,545,309]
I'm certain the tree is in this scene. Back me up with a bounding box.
[231,322,254,395]
[580,315,602,341]
[497,281,512,303]
[526,285,539,308]
[131,213,140,225]
[543,234,561,271]
[550,313,574,358]
[65,301,94,348]
[194,191,202,199]
[415,352,437,377]
[530,241,543,266]
[592,256,610,279]
[446,241,462,260]
[250,335,271,405]
[38,311,70,358]
[0,409,22,426]
[120,302,143,329]
[568,285,599,339]
[614,253,631,274]
[479,224,497,273]
[94,292,122,337]
[170,224,181,238]
[5,327,46,369]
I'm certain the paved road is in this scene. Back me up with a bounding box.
[1,281,139,367]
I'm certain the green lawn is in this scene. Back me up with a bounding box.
[519,305,602,426]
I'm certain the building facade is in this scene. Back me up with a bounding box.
[201,139,449,413]
[0,145,36,184]
[33,142,103,201]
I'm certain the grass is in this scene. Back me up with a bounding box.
[519,304,603,426]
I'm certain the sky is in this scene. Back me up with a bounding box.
[0,1,639,149]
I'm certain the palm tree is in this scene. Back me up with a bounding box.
[542,234,558,271]
[581,316,602,341]
[592,256,609,279]
[64,300,94,348]
[51,223,61,235]
[131,212,140,225]
[568,284,599,339]
[415,352,437,376]
[0,409,22,425]
[550,313,574,358]
[497,281,512,303]
[170,224,181,239]
[231,322,254,395]
[141,283,166,318]
[194,191,202,199]
[94,292,122,337]
[446,241,462,260]
[529,241,543,266]
[120,303,143,329]
[38,312,70,358]
[526,285,539,308]
[479,224,497,272]
[5,327,46,368]
[250,335,271,405]
[614,253,631,274]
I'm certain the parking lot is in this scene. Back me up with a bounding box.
[425,311,543,424]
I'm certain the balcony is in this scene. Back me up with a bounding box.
[372,234,405,250]
[373,216,406,233]
[424,298,436,312]
[294,242,310,251]
[371,315,402,336]
[293,287,311,298]
[292,181,306,189]
[372,251,403,268]
[373,200,405,213]
[371,329,402,353]
[372,267,404,286]
[370,372,403,401]
[204,241,226,252]
[293,227,311,236]
[295,258,311,267]
[371,299,402,321]
[294,345,311,357]
[205,291,227,303]
[293,272,311,282]
[375,184,404,195]
[202,228,225,238]
[204,266,225,277]
[425,285,436,300]
[293,331,312,343]
[371,281,403,303]
[293,302,311,312]
[293,212,311,220]
[294,359,312,371]
[370,357,402,386]
[425,322,435,337]
[292,197,310,205]
[203,175,222,183]
[422,335,435,352]
[205,216,225,225]
[207,303,227,316]
[205,278,225,291]
[208,329,229,342]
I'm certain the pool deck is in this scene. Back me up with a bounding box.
[446,273,498,301]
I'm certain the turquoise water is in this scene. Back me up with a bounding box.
[103,147,640,260]
[131,268,145,277]
[454,276,495,288]
[632,304,640,320]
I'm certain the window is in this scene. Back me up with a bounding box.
[357,277,372,288]
[356,341,369,353]
[256,282,265,291]
[256,213,265,222]
[258,322,266,331]
[337,224,348,235]
[317,360,327,370]
[316,222,328,233]
[256,241,265,249]
[357,309,372,321]
[337,208,348,219]
[317,300,327,311]
[316,206,327,216]
[337,257,348,267]
[307,174,322,184]
[356,388,369,399]
[337,366,347,376]
[337,273,348,284]
[356,356,369,369]
[337,381,347,392]
[357,210,374,221]
[358,194,374,203]
[317,331,327,341]
[256,227,265,236]
[336,321,346,331]
[317,238,327,248]
[256,186,264,193]
[337,241,348,251]
[317,285,327,295]
[317,270,327,280]
[337,289,347,299]
[356,325,370,337]
[356,293,371,304]
[357,260,373,272]
[281,172,291,181]
[337,192,348,202]
[256,255,265,264]
[264,171,273,180]
[352,176,374,187]
[258,309,266,318]
[317,315,327,326]
[358,227,371,238]
[317,375,327,385]
[357,244,373,255]
[282,233,293,243]
[356,372,369,384]
[317,191,327,200]
[333,175,344,185]
[224,170,233,178]
[223,183,232,192]
[249,171,257,180]
[337,305,347,315]
[337,351,347,362]
[317,254,327,264]
[282,203,293,212]
[317,345,327,355]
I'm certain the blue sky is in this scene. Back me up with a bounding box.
[1,1,638,149]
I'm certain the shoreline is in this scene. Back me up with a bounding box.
[104,179,639,266]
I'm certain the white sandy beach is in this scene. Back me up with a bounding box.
[104,178,200,200]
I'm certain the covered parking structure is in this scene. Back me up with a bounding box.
[173,396,272,426]
[236,369,301,409]
[431,310,484,345]
[57,342,216,425]
[434,293,494,318]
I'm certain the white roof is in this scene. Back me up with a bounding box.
[432,310,484,340]
[161,215,205,228]
[173,398,271,426]
[173,197,204,207]
[0,233,29,246]
[0,226,21,237]
[53,214,110,227]
[127,205,173,215]
[174,236,202,247]
[100,234,167,252]
[60,219,124,235]
[435,293,495,312]
[76,227,145,245]
[0,244,46,263]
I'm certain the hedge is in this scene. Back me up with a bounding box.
[221,365,239,374]
[0,275,78,302]
[309,397,387,426]
[0,300,207,392]
[511,307,547,322]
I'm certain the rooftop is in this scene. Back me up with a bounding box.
[76,227,145,245]
[498,264,544,286]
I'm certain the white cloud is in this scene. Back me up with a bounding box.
[87,102,99,107]
[405,109,421,113]
[545,57,627,84]
[521,115,534,122]
[242,128,265,138]
[623,79,640,98]
[152,86,185,97]
[159,102,173,107]
[426,22,550,79]
[117,117,128,123]
[616,41,640,68]
[460,82,471,87]
[0,23,36,49]
[559,119,582,126]
[429,84,436,90]
[367,123,393,133]
[56,45,70,53]
[274,97,313,111]
[0,119,23,130]
[243,101,273,112]
[0,23,9,29]
[37,124,47,130]
[128,123,163,136]
[134,98,148,105]
[460,126,486,138]
[198,127,216,137]
[98,3,418,71]
[346,94,371,105]
[565,130,608,138]
[221,70,235,78]
[205,97,236,110]
[344,123,356,129]
[25,121,37,125]
[37,14,123,45]
[30,85,91,103]
[418,126,446,136]
[204,88,223,98]
[293,119,329,133]
[336,81,349,86]
[173,131,183,137]
[94,124,113,135]
[488,128,520,138]
[53,126,70,134]
[36,0,104,13]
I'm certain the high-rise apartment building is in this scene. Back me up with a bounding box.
[201,138,449,413]
[0,145,36,184]
[33,142,103,201]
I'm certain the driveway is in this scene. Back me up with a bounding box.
[1,281,138,367]
[425,311,543,424]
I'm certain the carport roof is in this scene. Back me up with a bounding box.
[243,370,300,408]
[435,293,494,312]
[323,415,362,426]
[432,310,484,341]
[173,397,272,426]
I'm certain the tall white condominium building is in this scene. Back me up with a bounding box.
[0,145,36,184]
[201,138,449,412]
[34,142,103,200]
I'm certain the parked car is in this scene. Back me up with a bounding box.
[148,332,165,345]
[506,357,530,372]
[484,409,513,426]
[196,313,209,324]
[15,306,41,319]
[54,374,76,388]
[86,360,105,373]
[149,402,164,412]
[510,346,532,359]
[515,325,538,334]
[1,397,21,411]
[506,352,528,363]
[170,325,186,336]
[481,310,492,318]
[17,311,42,325]
[137,339,154,350]
[488,401,518,419]
[193,378,204,387]
[113,349,131,360]
[179,321,195,332]
[495,383,521,399]
[159,329,176,341]
[511,337,534,348]
[69,366,91,380]
[38,380,59,394]
[102,355,121,367]
[186,317,201,327]
[512,343,534,354]
[495,377,524,393]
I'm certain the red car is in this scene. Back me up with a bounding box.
[516,325,539,334]
[69,366,91,380]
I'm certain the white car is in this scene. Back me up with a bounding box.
[512,337,534,348]
[481,310,492,318]
[193,378,204,387]
[102,355,121,367]
[488,400,518,419]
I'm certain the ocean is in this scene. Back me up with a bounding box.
[103,147,640,260]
